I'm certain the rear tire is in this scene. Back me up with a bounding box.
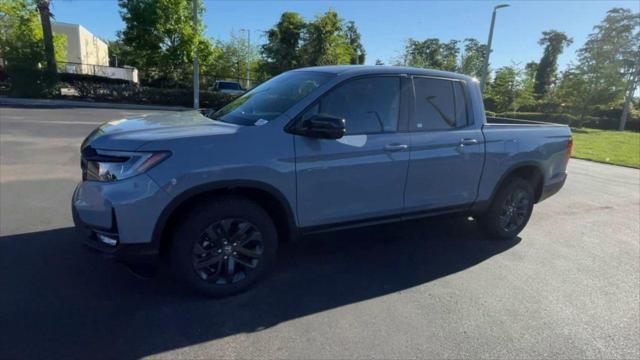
[169,195,278,297]
[480,177,535,239]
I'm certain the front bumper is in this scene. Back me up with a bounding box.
[71,173,171,260]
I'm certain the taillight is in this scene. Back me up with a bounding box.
[566,138,573,165]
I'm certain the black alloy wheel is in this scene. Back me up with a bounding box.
[480,177,534,239]
[170,196,278,297]
[498,188,531,233]
[192,218,264,284]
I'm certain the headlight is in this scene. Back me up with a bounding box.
[84,150,170,182]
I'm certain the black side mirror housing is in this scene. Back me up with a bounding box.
[199,108,215,117]
[300,114,346,139]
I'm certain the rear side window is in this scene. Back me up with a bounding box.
[304,76,400,134]
[412,77,468,131]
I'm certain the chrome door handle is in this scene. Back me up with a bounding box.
[460,138,478,146]
[384,144,409,151]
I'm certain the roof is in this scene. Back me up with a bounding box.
[293,65,473,81]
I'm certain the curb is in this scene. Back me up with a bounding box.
[0,97,188,111]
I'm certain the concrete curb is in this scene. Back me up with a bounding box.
[0,97,188,111]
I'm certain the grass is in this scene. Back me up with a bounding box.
[571,128,640,168]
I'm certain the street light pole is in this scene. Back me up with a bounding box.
[192,0,200,109]
[480,4,510,93]
[241,29,251,89]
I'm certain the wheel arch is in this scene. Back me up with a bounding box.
[489,162,546,205]
[152,180,299,256]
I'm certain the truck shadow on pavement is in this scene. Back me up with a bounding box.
[0,216,519,359]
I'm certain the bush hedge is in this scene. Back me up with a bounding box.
[494,111,639,131]
[60,81,239,110]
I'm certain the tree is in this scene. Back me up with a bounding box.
[374,59,384,65]
[118,0,214,87]
[260,10,365,73]
[0,0,65,96]
[459,38,487,77]
[619,50,639,130]
[35,0,56,79]
[486,66,520,112]
[211,31,259,86]
[299,10,351,66]
[533,30,573,98]
[573,8,639,125]
[403,38,459,71]
[344,20,365,64]
[261,12,305,76]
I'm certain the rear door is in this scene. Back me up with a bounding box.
[404,76,484,212]
[294,75,411,228]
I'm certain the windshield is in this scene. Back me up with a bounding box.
[212,71,335,126]
[218,82,242,90]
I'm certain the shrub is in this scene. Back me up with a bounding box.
[497,112,577,125]
[496,111,639,131]
[59,81,239,110]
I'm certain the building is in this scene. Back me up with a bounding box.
[52,22,138,84]
[52,22,109,66]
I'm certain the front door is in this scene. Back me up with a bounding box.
[294,76,410,228]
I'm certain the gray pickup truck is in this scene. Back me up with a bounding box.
[72,66,572,296]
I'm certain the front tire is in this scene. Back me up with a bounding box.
[170,196,278,297]
[480,177,535,239]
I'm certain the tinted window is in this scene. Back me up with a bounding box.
[413,77,467,130]
[213,71,335,126]
[307,76,400,134]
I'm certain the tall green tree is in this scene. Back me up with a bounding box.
[459,38,487,77]
[211,31,259,86]
[403,38,459,71]
[35,0,56,80]
[118,0,213,87]
[573,8,639,125]
[299,10,351,66]
[344,20,365,64]
[0,0,65,96]
[533,30,573,98]
[260,11,305,75]
[486,66,520,112]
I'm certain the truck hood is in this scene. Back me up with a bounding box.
[81,110,240,151]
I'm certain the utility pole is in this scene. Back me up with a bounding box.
[192,0,200,109]
[241,29,251,89]
[480,4,510,93]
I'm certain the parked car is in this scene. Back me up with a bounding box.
[72,66,572,297]
[209,80,246,95]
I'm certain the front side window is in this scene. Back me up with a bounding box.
[303,76,401,134]
[412,77,468,131]
[213,71,335,126]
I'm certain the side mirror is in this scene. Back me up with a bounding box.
[199,108,215,117]
[301,114,346,139]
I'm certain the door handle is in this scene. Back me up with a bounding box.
[384,144,409,151]
[460,138,479,146]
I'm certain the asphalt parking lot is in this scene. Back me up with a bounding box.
[1,106,639,359]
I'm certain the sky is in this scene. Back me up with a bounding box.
[50,0,639,72]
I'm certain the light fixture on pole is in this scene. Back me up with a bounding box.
[480,3,510,93]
